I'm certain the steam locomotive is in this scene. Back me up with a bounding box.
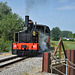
[12,16,50,56]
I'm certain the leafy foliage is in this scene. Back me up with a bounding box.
[0,37,12,52]
[0,2,24,52]
[73,33,75,38]
[51,27,75,41]
[60,31,70,38]
[0,2,12,15]
[51,27,61,41]
[60,31,73,38]
[0,13,24,40]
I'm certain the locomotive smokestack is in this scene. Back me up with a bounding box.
[25,15,29,29]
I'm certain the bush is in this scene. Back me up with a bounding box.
[0,38,12,52]
[62,39,67,41]
[69,39,75,41]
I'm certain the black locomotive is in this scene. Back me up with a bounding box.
[12,16,50,56]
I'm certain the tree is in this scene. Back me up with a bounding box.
[51,27,61,41]
[60,31,73,38]
[0,2,12,15]
[60,31,69,38]
[0,2,24,41]
[0,14,24,40]
[68,32,73,38]
[0,2,24,51]
[73,33,75,38]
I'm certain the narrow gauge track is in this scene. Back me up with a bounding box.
[0,52,42,72]
[0,55,27,68]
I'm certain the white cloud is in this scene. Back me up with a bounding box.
[58,0,68,3]
[56,5,75,10]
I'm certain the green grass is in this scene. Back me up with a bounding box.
[50,40,75,59]
[50,40,75,50]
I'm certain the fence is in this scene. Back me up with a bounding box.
[42,38,75,75]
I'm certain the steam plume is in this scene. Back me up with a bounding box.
[25,0,48,15]
[39,31,48,51]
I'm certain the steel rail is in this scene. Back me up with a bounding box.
[0,56,27,68]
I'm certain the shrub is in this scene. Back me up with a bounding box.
[0,38,12,52]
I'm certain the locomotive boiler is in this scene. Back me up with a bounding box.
[12,16,50,56]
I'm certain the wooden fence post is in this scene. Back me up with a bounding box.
[66,50,75,75]
[42,52,51,73]
[70,50,75,75]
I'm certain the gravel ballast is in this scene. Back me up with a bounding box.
[0,56,42,75]
[0,53,57,75]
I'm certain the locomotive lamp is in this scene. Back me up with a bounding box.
[33,31,36,36]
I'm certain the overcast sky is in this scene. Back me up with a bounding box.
[0,0,75,33]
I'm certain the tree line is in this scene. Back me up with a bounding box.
[51,27,75,41]
[0,2,24,51]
